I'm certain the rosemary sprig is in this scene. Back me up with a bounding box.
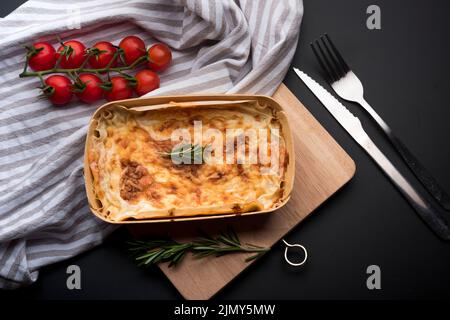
[128,228,269,268]
[159,143,207,164]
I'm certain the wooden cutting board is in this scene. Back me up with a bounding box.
[130,83,356,300]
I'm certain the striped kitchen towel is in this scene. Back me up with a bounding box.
[0,0,303,289]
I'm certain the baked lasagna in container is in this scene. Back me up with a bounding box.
[85,96,294,223]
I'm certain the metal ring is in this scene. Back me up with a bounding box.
[282,239,307,267]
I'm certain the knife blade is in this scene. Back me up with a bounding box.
[293,68,450,240]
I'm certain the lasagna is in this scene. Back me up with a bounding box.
[86,101,290,222]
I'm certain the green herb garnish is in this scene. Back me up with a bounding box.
[128,228,269,267]
[160,143,207,164]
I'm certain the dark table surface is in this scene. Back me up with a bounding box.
[2,0,450,300]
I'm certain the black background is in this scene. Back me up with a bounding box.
[1,0,449,300]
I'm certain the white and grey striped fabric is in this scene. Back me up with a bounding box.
[0,0,303,289]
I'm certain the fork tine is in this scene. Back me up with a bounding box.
[316,39,340,82]
[310,42,334,83]
[320,35,346,79]
[324,33,350,74]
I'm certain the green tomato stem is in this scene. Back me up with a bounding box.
[19,55,148,79]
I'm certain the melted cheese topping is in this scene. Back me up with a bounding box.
[87,103,288,221]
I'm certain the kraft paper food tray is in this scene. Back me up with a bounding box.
[84,94,295,224]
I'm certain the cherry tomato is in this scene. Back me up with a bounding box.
[134,70,160,96]
[104,76,133,101]
[88,41,118,69]
[119,36,146,66]
[74,74,104,104]
[44,75,73,106]
[56,40,86,69]
[147,43,172,72]
[28,42,56,71]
